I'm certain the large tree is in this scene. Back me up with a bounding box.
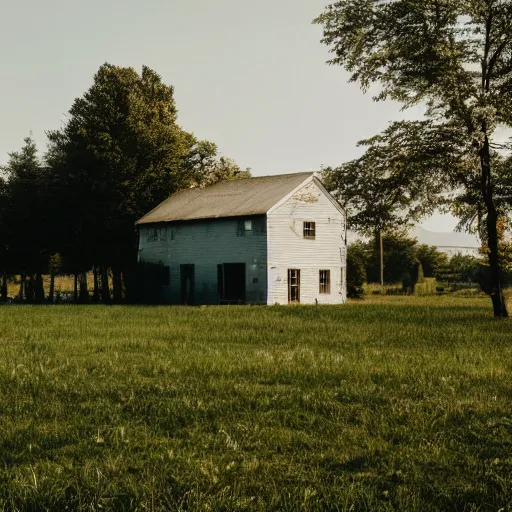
[46,64,197,300]
[323,120,454,284]
[315,0,512,316]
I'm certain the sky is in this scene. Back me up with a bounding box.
[0,0,456,231]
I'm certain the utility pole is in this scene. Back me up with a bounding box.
[379,230,384,288]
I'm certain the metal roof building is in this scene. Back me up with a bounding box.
[137,173,347,306]
[137,172,314,224]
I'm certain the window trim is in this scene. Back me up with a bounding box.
[288,269,301,303]
[303,221,316,240]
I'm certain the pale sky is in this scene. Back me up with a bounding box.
[0,0,456,231]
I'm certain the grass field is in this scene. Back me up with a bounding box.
[0,297,511,511]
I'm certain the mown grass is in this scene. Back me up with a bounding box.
[0,297,511,511]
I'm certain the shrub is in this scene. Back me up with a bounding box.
[415,278,437,296]
[347,243,367,298]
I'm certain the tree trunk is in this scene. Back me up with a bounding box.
[79,272,89,303]
[481,135,508,317]
[48,272,55,304]
[34,273,45,303]
[18,274,26,301]
[93,266,99,303]
[25,276,36,303]
[101,267,110,303]
[112,267,123,303]
[73,274,78,303]
[1,274,7,301]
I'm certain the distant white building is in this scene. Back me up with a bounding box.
[347,226,481,257]
[410,227,480,256]
[137,173,347,305]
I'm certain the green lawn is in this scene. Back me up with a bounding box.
[0,297,511,511]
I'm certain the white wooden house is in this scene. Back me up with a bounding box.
[136,172,347,305]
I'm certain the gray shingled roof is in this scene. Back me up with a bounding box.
[137,172,314,224]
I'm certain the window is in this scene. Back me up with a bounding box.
[319,270,331,294]
[147,228,159,243]
[146,227,168,243]
[288,269,301,303]
[237,219,246,236]
[253,217,266,234]
[303,221,316,239]
[237,218,266,236]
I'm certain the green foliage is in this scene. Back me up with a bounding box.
[367,232,418,285]
[315,0,512,315]
[187,141,252,187]
[435,253,481,285]
[346,242,367,298]
[416,261,425,284]
[0,137,50,301]
[48,253,63,276]
[46,64,195,280]
[34,63,246,302]
[416,244,447,278]
[322,121,456,235]
[414,277,437,296]
[0,300,511,510]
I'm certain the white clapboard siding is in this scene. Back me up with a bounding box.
[267,179,347,305]
[139,216,267,304]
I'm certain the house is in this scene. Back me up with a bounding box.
[136,172,347,305]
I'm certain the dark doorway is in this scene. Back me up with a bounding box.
[218,263,246,303]
[180,264,195,304]
[288,269,300,303]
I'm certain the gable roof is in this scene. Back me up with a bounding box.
[137,172,314,224]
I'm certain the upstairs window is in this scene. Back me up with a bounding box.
[253,218,266,234]
[303,221,316,239]
[319,270,331,294]
[147,228,159,243]
[146,227,169,243]
[238,218,266,236]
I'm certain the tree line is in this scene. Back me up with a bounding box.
[0,64,250,303]
[346,231,512,298]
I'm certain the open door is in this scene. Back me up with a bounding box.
[180,264,195,304]
[218,263,246,303]
[288,269,300,303]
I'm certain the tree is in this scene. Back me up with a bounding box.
[186,141,252,187]
[315,0,512,317]
[416,244,448,278]
[0,175,8,301]
[436,253,480,285]
[46,64,197,301]
[364,231,419,286]
[323,122,450,285]
[346,242,368,297]
[1,137,49,302]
